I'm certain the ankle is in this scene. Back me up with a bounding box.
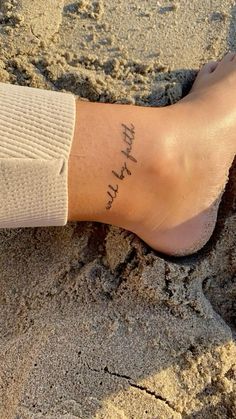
[67,100,178,227]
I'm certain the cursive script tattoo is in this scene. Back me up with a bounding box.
[106,123,137,210]
[121,123,137,163]
[112,161,131,180]
[106,184,119,210]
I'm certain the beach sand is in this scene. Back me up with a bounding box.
[0,0,235,418]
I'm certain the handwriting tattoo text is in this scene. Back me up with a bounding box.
[106,123,137,210]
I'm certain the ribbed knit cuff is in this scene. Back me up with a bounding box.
[0,82,76,228]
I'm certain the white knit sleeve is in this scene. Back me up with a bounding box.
[0,82,76,228]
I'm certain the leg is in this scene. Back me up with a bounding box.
[68,53,236,256]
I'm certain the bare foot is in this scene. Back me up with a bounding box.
[68,53,236,256]
[134,53,236,255]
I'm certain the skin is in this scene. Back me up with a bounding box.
[67,52,236,257]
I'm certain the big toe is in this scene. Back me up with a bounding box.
[199,60,219,76]
[220,51,236,63]
[191,60,219,91]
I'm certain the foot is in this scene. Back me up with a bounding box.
[68,53,236,256]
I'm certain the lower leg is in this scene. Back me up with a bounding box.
[68,100,172,227]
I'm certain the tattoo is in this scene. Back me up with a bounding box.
[112,162,131,180]
[121,123,137,163]
[106,184,119,210]
[105,123,137,210]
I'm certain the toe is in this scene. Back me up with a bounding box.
[194,61,218,83]
[191,60,218,92]
[201,60,219,74]
[220,51,236,63]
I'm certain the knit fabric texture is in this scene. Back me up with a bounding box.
[0,82,76,228]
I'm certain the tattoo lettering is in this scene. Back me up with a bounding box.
[105,123,137,210]
[112,162,131,180]
[106,184,119,210]
[121,123,137,163]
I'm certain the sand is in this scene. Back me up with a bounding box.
[0,0,235,418]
